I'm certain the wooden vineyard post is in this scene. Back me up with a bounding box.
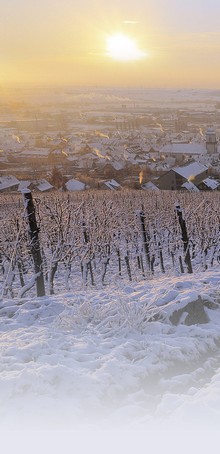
[138,207,151,272]
[176,205,193,274]
[23,190,45,296]
[82,220,94,286]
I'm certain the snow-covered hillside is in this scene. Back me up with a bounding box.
[1,269,220,432]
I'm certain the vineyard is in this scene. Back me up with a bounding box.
[0,189,220,299]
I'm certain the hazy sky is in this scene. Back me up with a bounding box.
[2,0,220,88]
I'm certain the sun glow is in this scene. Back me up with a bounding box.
[106,34,146,61]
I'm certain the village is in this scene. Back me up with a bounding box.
[1,87,220,193]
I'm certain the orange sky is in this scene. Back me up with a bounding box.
[2,1,220,88]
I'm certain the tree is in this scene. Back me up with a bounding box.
[50,166,66,189]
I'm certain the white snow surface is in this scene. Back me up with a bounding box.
[65,178,85,191]
[0,175,19,191]
[104,179,121,190]
[160,142,207,155]
[202,177,220,190]
[142,181,160,191]
[181,181,200,192]
[35,179,54,192]
[1,269,220,450]
[174,161,208,179]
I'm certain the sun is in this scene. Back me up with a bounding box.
[106,34,146,61]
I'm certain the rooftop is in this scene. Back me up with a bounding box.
[173,162,208,179]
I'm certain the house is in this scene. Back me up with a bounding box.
[34,179,54,192]
[157,162,209,190]
[19,148,50,161]
[65,178,86,191]
[198,177,220,191]
[160,128,220,164]
[101,179,121,190]
[160,142,207,163]
[142,181,159,191]
[181,181,200,193]
[0,175,20,192]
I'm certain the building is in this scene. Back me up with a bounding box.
[181,181,200,192]
[65,178,86,191]
[160,128,219,162]
[206,128,218,154]
[157,162,209,190]
[142,181,160,191]
[198,177,220,191]
[0,175,19,192]
[101,179,121,190]
[160,142,207,163]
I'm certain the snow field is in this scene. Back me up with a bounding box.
[1,269,220,437]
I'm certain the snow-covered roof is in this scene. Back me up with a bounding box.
[173,162,208,179]
[142,181,159,191]
[112,161,125,170]
[104,179,121,190]
[206,127,215,134]
[0,175,19,191]
[160,143,206,155]
[35,179,54,192]
[89,142,106,151]
[20,148,50,157]
[67,155,78,161]
[18,180,31,191]
[181,181,200,192]
[65,179,85,191]
[202,177,220,190]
